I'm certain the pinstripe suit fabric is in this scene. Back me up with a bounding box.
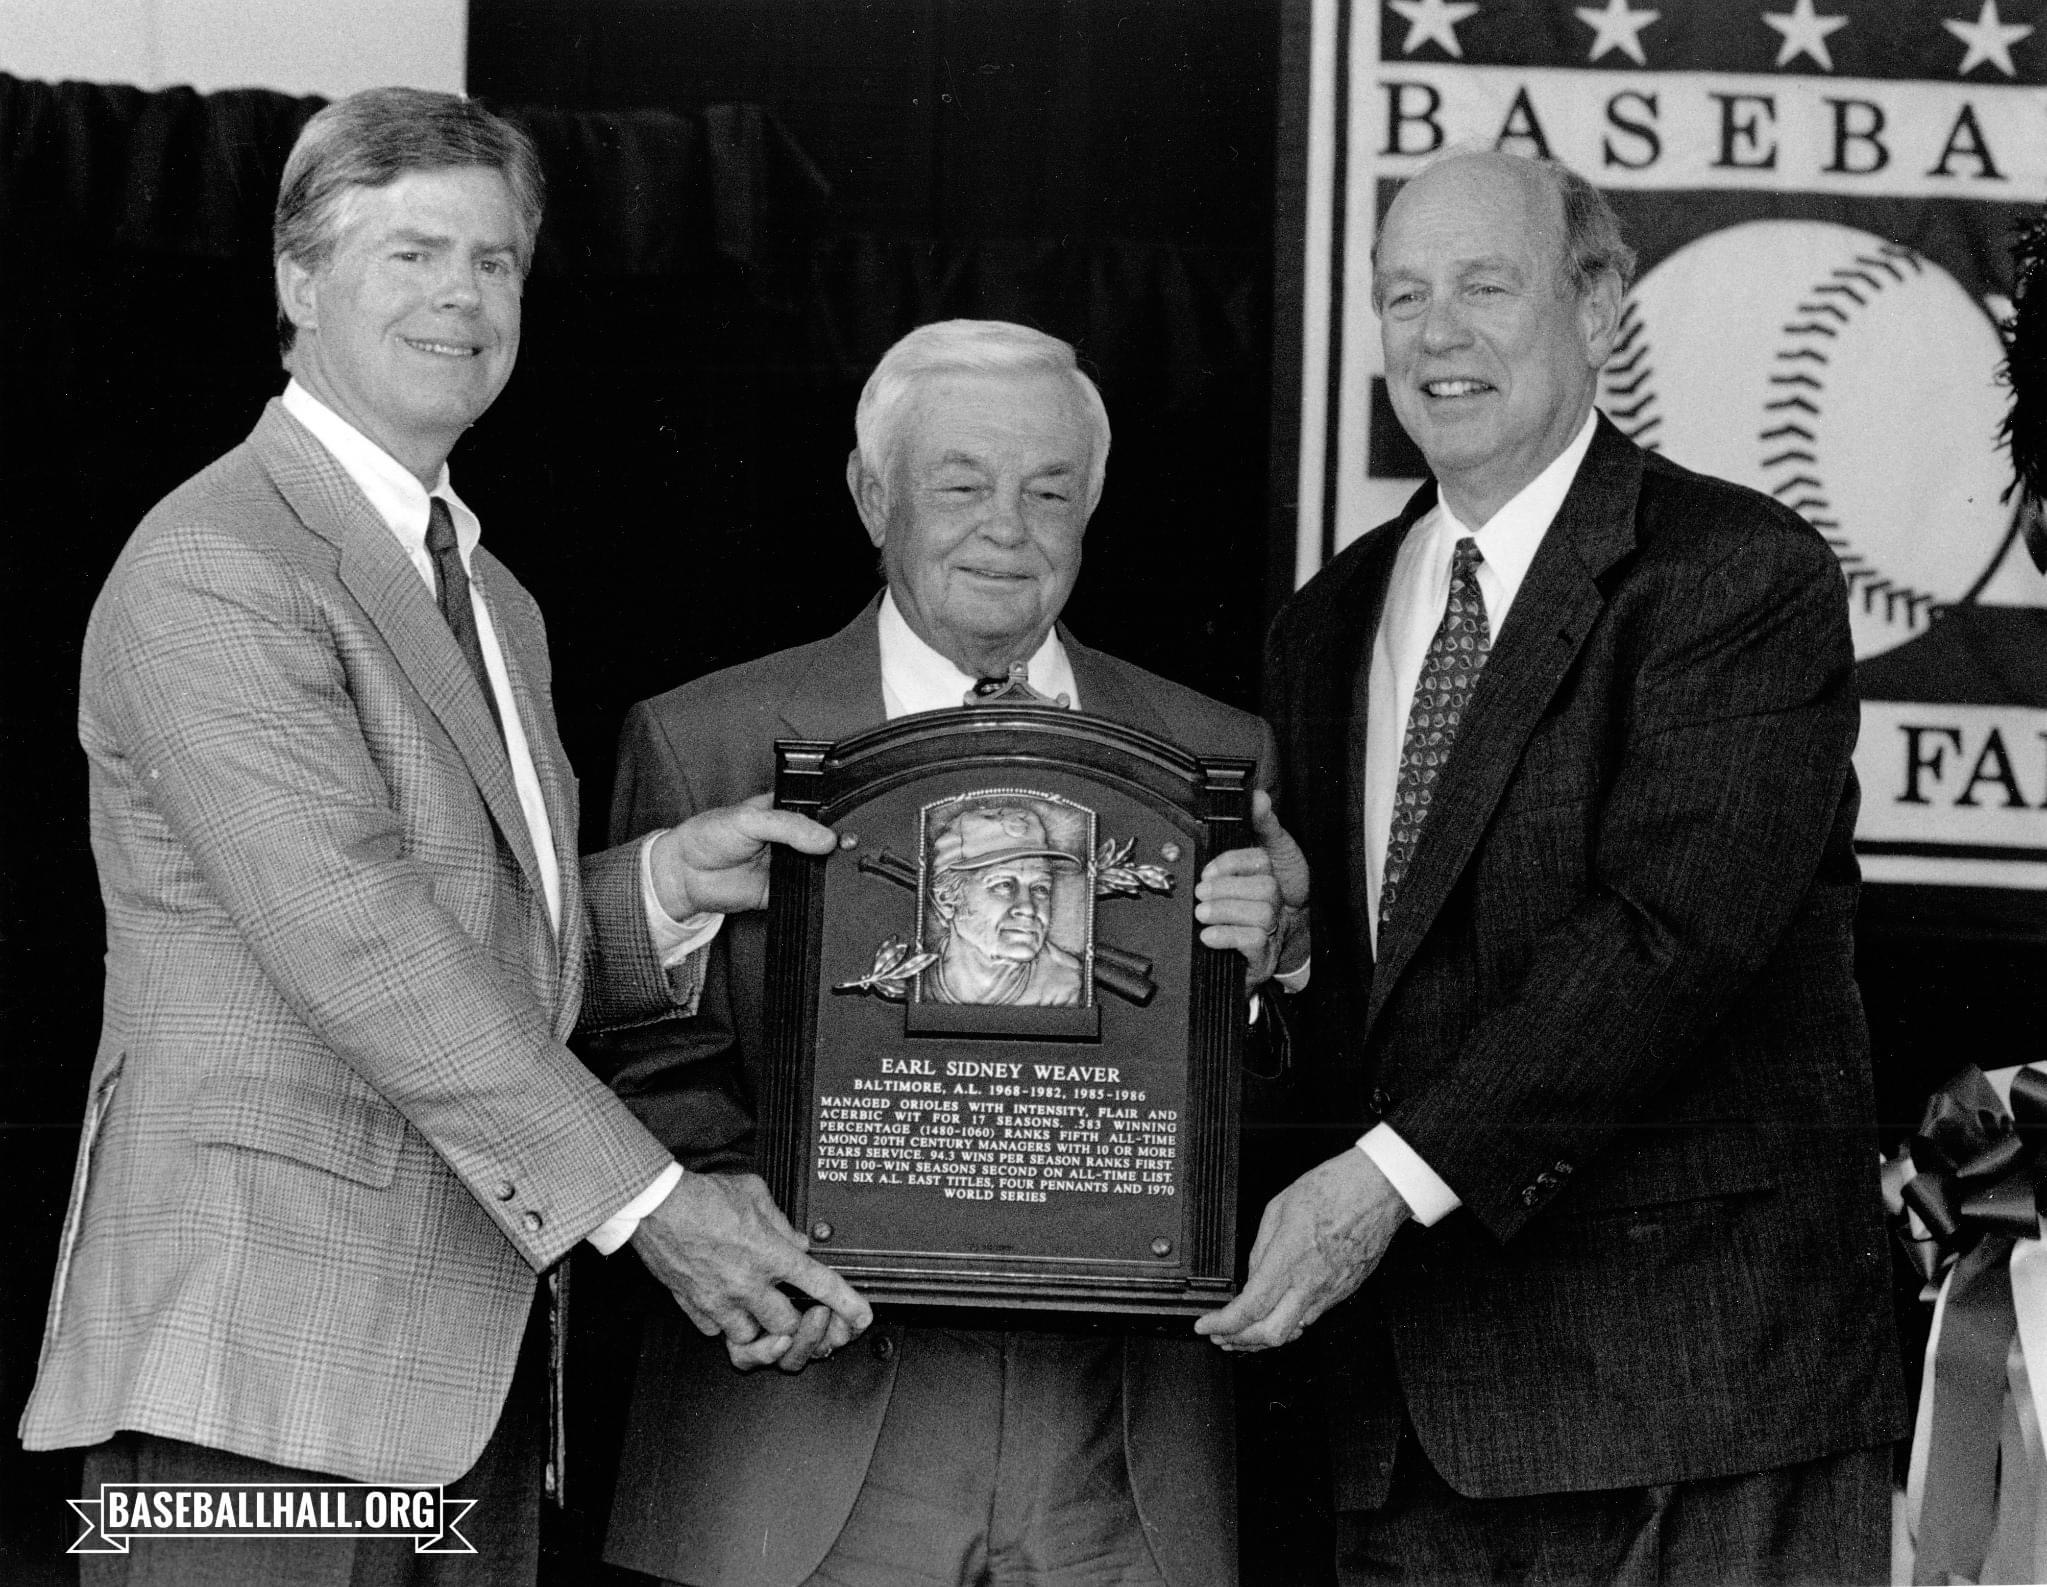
[1263,417,1906,1517]
[21,400,683,1487]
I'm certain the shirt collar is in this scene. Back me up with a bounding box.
[875,589,1079,718]
[282,380,480,560]
[1429,406,1599,611]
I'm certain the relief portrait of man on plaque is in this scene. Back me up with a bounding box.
[917,794,1095,1008]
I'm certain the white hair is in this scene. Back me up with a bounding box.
[852,320,1111,511]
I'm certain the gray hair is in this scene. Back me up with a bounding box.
[853,320,1112,512]
[273,87,545,358]
[1545,158,1637,296]
[1373,147,1636,306]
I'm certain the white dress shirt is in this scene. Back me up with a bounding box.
[281,380,701,1249]
[876,589,1079,716]
[1356,407,1600,1225]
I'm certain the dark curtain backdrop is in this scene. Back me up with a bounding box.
[13,4,2005,1578]
[0,4,1293,1573]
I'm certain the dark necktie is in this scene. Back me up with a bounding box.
[1380,536,1490,928]
[425,498,505,741]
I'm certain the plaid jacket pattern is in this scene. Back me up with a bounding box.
[20,401,682,1485]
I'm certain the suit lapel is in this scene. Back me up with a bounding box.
[478,550,582,1031]
[777,600,889,741]
[1063,631,1172,740]
[1364,418,1642,1032]
[252,403,548,905]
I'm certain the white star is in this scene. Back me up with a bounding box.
[1761,0,1849,70]
[1389,0,1482,59]
[1944,1,2033,76]
[1575,0,1660,64]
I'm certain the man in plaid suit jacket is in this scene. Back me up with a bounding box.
[20,88,867,1586]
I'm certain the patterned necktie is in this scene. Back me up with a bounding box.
[425,497,505,741]
[1380,536,1490,928]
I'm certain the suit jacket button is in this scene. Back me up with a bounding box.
[1521,1186,1541,1207]
[522,1210,544,1234]
[495,1181,517,1202]
[870,1333,897,1362]
[1369,1088,1393,1117]
[1554,1161,1573,1176]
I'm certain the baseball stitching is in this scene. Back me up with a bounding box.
[1763,243,1932,628]
[1609,241,1941,633]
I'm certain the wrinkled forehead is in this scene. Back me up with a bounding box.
[327,165,531,258]
[1376,156,1567,280]
[899,370,1093,467]
[979,857,1057,887]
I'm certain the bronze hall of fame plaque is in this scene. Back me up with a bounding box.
[760,707,1252,1317]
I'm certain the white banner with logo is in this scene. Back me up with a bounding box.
[1279,0,2047,899]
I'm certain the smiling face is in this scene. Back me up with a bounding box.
[1374,155,1619,526]
[946,857,1058,964]
[277,165,524,485]
[852,368,1094,678]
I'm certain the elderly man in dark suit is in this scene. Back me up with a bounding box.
[19,88,865,1587]
[592,319,1306,1587]
[1197,151,1906,1583]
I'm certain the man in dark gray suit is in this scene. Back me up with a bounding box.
[1199,150,1905,1582]
[590,320,1307,1587]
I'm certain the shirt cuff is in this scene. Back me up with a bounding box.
[586,1160,683,1254]
[1357,1124,1461,1227]
[638,832,725,966]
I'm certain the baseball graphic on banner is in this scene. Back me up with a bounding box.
[1603,220,2013,660]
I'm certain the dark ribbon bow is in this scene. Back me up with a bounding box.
[1902,1065,2047,1267]
[1900,1065,2047,1585]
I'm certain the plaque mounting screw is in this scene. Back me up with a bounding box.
[812,1221,834,1242]
[1159,842,1182,863]
[1150,1237,1173,1257]
[837,832,859,850]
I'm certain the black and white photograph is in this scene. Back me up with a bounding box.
[3,2,2044,1584]
[917,794,1096,1011]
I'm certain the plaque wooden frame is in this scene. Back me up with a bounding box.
[761,707,1249,1317]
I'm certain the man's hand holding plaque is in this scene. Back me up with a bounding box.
[1194,789,1311,989]
[632,1170,872,1372]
